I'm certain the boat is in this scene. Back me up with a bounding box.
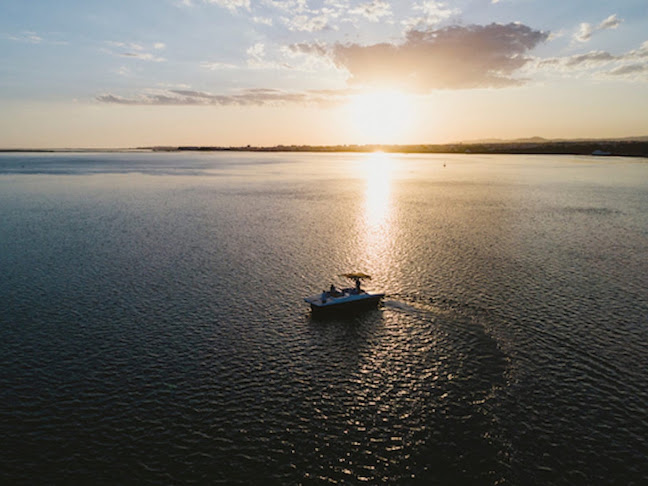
[304,273,385,313]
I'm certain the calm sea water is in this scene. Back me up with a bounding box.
[1,152,647,484]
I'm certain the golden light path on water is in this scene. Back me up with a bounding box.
[364,152,392,227]
[356,152,397,286]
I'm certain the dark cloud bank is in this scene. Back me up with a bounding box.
[99,23,549,105]
[325,22,549,90]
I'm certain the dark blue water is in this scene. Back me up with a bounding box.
[1,152,647,484]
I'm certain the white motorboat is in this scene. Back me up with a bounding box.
[304,273,384,313]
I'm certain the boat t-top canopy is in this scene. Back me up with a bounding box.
[340,272,372,280]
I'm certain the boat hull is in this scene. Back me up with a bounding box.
[306,293,384,314]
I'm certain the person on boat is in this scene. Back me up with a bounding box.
[330,284,336,295]
[354,277,362,294]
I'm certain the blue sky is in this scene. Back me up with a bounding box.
[1,0,647,147]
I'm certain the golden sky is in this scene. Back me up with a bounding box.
[1,1,647,147]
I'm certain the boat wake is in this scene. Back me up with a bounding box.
[382,294,449,318]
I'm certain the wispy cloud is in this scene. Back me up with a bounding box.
[5,31,68,45]
[6,31,43,43]
[279,43,340,72]
[204,0,250,12]
[177,0,250,11]
[242,41,337,71]
[565,51,618,66]
[117,66,131,76]
[252,16,273,26]
[262,0,308,14]
[246,42,272,68]
[104,41,166,62]
[201,60,239,70]
[349,1,392,22]
[608,64,648,76]
[290,42,329,58]
[96,87,353,106]
[538,41,648,68]
[533,40,648,81]
[258,0,343,32]
[107,41,145,51]
[120,52,166,61]
[574,14,622,43]
[404,1,460,30]
[296,23,549,91]
[282,11,338,32]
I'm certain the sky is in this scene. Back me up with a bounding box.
[1,0,647,148]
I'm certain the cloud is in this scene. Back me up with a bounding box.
[105,41,166,62]
[607,64,648,76]
[241,41,339,71]
[547,30,566,41]
[246,42,275,68]
[630,40,648,58]
[565,50,618,67]
[107,41,145,51]
[404,1,460,29]
[201,60,239,70]
[297,23,549,91]
[537,41,648,69]
[179,0,251,11]
[6,31,42,43]
[290,42,329,58]
[253,16,273,26]
[349,1,392,22]
[204,0,250,12]
[598,14,622,30]
[5,31,67,45]
[96,87,353,106]
[120,52,166,61]
[247,42,265,59]
[574,14,622,43]
[531,40,648,82]
[262,0,308,13]
[574,23,594,43]
[279,43,338,72]
[282,12,336,32]
[260,0,342,32]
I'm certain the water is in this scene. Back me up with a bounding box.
[1,152,647,484]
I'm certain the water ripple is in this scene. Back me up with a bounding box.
[1,153,647,484]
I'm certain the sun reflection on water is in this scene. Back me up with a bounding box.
[362,152,393,228]
[357,152,397,278]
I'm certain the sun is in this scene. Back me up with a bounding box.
[347,90,414,144]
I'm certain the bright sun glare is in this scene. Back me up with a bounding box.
[362,152,392,227]
[347,90,414,144]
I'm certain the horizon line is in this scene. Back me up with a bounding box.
[1,135,648,154]
[1,137,648,158]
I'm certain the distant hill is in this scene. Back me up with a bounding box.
[613,135,648,142]
[461,136,550,144]
[461,135,648,144]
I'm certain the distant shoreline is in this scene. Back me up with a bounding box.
[2,140,648,157]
